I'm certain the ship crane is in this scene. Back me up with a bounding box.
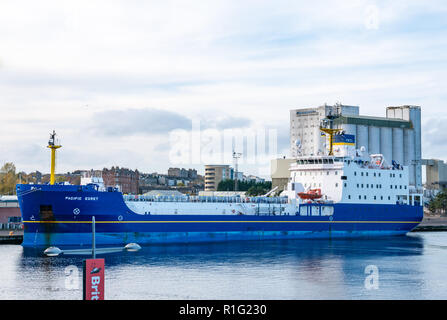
[47,130,62,185]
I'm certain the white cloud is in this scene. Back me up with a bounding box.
[0,0,446,175]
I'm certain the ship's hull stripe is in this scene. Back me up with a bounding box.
[24,220,421,224]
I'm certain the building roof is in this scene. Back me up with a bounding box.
[333,115,412,129]
[143,190,186,197]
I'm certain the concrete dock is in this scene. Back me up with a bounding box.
[412,216,447,232]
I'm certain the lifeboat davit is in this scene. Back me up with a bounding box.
[298,188,323,200]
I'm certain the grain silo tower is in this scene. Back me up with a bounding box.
[386,106,422,188]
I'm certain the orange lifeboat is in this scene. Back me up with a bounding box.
[298,188,323,200]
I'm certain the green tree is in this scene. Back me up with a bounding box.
[0,162,17,195]
[428,190,447,216]
[217,179,272,195]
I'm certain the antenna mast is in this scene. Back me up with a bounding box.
[320,110,342,156]
[232,151,242,191]
[47,130,62,185]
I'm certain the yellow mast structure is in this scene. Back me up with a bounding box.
[319,128,342,156]
[47,130,61,185]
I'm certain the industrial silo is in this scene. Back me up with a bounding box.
[368,126,381,155]
[356,125,369,154]
[341,123,356,136]
[388,105,422,188]
[380,127,393,165]
[392,128,404,165]
[404,128,416,186]
[409,107,422,187]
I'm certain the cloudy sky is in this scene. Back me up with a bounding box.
[0,0,446,178]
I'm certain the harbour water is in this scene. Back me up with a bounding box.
[1,232,447,300]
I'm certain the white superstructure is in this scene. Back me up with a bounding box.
[284,154,421,206]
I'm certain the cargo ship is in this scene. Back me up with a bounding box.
[16,128,423,247]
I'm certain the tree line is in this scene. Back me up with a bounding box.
[217,179,272,196]
[0,162,75,195]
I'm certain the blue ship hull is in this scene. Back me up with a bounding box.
[16,184,423,248]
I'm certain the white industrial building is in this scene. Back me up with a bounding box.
[289,104,422,189]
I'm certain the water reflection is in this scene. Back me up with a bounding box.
[3,234,445,299]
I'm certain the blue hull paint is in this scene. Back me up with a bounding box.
[16,184,423,247]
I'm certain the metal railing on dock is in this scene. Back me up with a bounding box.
[124,195,289,204]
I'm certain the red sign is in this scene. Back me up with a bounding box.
[83,258,105,300]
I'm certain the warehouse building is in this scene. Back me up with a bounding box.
[423,159,447,190]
